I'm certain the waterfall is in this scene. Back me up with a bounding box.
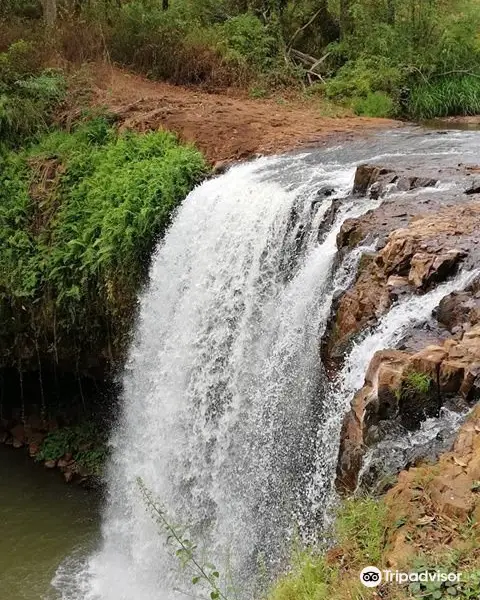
[52,153,379,600]
[52,132,479,600]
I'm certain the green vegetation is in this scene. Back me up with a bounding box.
[36,421,108,475]
[268,497,388,600]
[0,117,208,373]
[267,495,480,600]
[408,560,480,600]
[0,40,65,146]
[138,478,235,600]
[404,372,432,395]
[2,0,479,118]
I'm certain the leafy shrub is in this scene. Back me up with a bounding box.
[220,13,279,71]
[0,119,208,372]
[0,41,65,146]
[352,91,395,117]
[36,421,108,475]
[325,57,404,102]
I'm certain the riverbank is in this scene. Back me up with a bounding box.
[88,65,400,166]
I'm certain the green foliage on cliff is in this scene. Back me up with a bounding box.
[0,118,208,371]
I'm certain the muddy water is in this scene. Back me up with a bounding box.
[0,446,99,600]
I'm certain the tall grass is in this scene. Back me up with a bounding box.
[407,76,480,120]
[267,498,388,600]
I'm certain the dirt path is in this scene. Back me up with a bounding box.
[91,66,400,165]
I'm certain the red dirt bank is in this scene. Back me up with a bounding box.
[91,67,399,165]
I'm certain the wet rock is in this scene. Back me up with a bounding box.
[408,249,465,289]
[353,165,395,195]
[458,364,480,400]
[410,176,437,189]
[337,318,480,492]
[64,469,74,483]
[436,284,480,332]
[336,217,367,249]
[325,202,480,366]
[352,164,437,197]
[10,424,25,445]
[28,442,40,457]
[465,178,480,195]
[316,186,335,197]
[439,359,467,394]
[386,275,412,300]
[44,459,57,468]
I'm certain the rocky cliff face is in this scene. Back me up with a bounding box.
[329,163,480,494]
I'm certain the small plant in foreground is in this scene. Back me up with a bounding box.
[137,477,235,600]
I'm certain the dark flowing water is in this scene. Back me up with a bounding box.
[0,446,98,600]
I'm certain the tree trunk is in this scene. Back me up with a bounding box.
[162,0,169,10]
[340,0,352,38]
[42,0,57,28]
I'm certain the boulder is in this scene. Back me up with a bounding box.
[10,424,25,445]
[435,287,480,332]
[408,249,464,289]
[465,178,480,195]
[352,165,395,195]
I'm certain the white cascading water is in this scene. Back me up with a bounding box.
[308,269,478,524]
[55,154,381,600]
[52,131,480,600]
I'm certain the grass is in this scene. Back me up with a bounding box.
[267,497,389,600]
[403,372,432,395]
[407,77,480,120]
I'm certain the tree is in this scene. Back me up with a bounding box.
[340,0,352,38]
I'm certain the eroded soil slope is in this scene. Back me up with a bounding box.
[88,66,398,164]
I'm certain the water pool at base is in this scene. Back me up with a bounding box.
[0,445,98,600]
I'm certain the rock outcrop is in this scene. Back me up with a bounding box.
[323,200,480,365]
[384,402,480,567]
[337,321,480,492]
[331,163,480,494]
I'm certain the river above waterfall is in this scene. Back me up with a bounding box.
[0,446,98,600]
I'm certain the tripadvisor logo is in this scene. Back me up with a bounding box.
[360,566,462,587]
[360,566,382,587]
